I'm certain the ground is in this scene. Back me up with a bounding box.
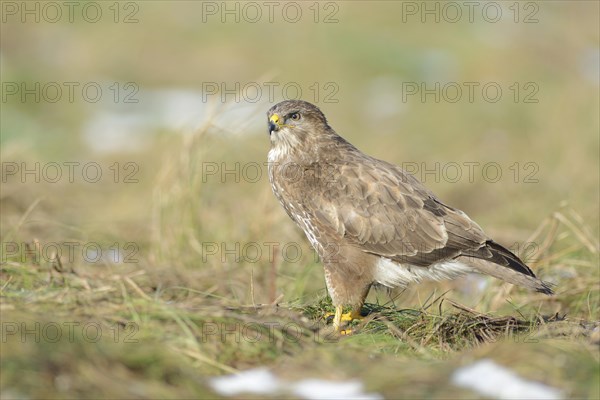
[1,2,598,398]
[1,129,598,398]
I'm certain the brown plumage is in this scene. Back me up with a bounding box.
[266,100,553,331]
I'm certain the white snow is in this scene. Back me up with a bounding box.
[451,359,563,400]
[208,368,280,397]
[83,88,266,153]
[208,368,382,400]
[291,378,383,400]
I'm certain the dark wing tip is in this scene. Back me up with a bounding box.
[536,280,555,295]
[486,240,556,295]
[484,240,536,277]
[467,240,556,295]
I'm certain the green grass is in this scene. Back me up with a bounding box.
[2,113,599,398]
[1,243,598,398]
[2,116,599,399]
[2,2,599,398]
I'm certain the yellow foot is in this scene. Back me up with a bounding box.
[324,312,355,322]
[325,305,363,333]
[324,311,356,326]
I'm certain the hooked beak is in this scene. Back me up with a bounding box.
[268,113,281,135]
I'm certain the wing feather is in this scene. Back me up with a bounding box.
[307,156,489,265]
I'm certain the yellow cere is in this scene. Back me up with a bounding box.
[269,114,280,124]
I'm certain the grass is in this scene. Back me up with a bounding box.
[1,2,599,398]
[1,238,598,398]
[1,126,598,396]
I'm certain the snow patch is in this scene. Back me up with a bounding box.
[452,359,563,400]
[292,378,382,400]
[209,368,280,397]
[209,368,382,400]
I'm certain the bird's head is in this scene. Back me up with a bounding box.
[267,100,332,155]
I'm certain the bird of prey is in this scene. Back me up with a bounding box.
[266,100,553,332]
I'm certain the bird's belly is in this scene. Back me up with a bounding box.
[374,257,473,288]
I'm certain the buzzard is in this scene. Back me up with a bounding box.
[266,100,553,332]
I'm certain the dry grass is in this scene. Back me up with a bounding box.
[1,240,598,398]
[1,137,598,396]
[1,3,599,397]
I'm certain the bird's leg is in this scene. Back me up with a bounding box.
[349,304,363,320]
[330,305,356,331]
[350,283,371,320]
[332,284,372,333]
[332,304,344,332]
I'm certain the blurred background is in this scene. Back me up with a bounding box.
[3,0,598,302]
[1,1,599,396]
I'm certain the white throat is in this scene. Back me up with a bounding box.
[268,129,300,162]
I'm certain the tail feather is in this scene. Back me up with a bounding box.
[485,240,536,277]
[461,240,554,295]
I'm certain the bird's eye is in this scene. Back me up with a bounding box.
[290,113,300,121]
